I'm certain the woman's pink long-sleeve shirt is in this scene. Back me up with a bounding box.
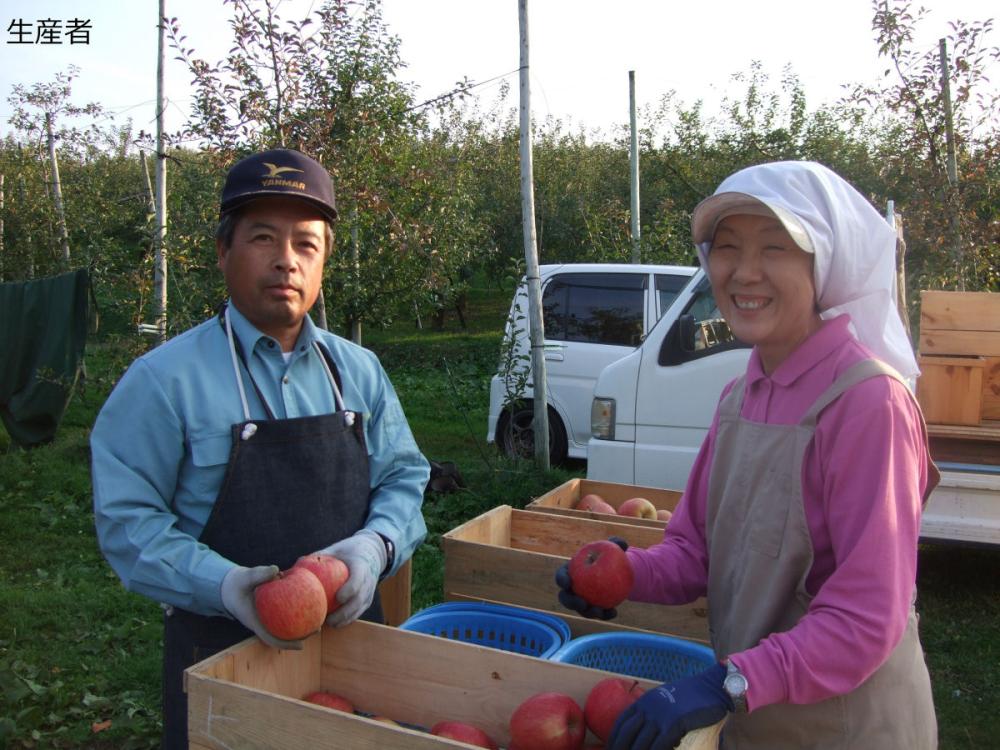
[627,314,931,710]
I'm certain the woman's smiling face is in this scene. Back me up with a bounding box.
[707,213,822,374]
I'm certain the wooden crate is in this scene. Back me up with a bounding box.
[917,355,986,426]
[919,290,1000,357]
[526,478,682,528]
[442,505,709,643]
[186,620,666,749]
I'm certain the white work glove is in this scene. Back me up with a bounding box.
[220,565,304,650]
[316,529,387,627]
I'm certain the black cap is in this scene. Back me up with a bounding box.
[219,148,337,221]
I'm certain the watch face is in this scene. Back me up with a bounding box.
[725,673,748,697]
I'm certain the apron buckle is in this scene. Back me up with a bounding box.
[241,423,258,441]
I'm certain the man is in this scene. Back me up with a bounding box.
[91,148,429,749]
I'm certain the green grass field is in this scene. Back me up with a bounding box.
[1,283,997,748]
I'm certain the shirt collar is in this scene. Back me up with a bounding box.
[745,314,854,388]
[225,301,321,357]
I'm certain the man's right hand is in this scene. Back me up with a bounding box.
[554,536,629,620]
[220,565,304,650]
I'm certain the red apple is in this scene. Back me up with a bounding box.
[617,497,657,519]
[303,690,354,713]
[293,553,349,615]
[575,493,607,511]
[431,721,498,749]
[253,566,327,641]
[584,677,645,741]
[567,539,634,609]
[576,494,617,515]
[655,509,673,523]
[509,692,586,750]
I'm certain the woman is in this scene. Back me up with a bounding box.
[559,161,938,749]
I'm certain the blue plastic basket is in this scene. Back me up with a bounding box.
[551,632,717,682]
[399,602,570,658]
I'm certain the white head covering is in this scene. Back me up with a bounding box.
[690,160,918,381]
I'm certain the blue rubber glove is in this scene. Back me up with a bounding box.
[554,536,628,620]
[314,529,387,627]
[220,565,304,650]
[607,662,732,750]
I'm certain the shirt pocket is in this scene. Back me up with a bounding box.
[186,432,234,500]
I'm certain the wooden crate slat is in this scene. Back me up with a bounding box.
[919,330,1000,357]
[916,356,986,426]
[983,358,1000,421]
[920,290,1000,332]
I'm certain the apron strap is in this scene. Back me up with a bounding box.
[221,304,277,423]
[799,359,903,428]
[717,375,748,420]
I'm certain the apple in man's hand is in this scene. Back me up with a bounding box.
[254,566,327,640]
[303,690,354,713]
[584,677,645,741]
[293,553,349,615]
[617,497,657,519]
[431,721,498,749]
[509,692,586,750]
[567,539,634,610]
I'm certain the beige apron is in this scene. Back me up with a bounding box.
[705,359,938,749]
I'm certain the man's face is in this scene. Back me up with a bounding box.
[217,198,328,349]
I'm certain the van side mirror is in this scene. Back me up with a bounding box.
[660,313,748,367]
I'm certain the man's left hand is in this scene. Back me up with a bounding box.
[312,529,386,627]
[607,662,732,750]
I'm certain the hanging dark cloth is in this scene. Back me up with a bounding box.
[0,268,92,446]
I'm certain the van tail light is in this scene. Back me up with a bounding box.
[591,398,615,440]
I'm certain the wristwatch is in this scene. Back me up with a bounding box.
[375,532,395,580]
[723,660,749,713]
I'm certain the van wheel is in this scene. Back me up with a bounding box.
[496,402,568,466]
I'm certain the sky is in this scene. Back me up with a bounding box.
[0,0,997,142]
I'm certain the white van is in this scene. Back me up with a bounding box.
[486,263,697,464]
[587,267,751,489]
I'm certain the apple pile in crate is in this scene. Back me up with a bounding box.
[301,676,646,749]
[577,492,672,523]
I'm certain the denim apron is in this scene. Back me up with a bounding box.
[705,359,938,749]
[161,305,381,749]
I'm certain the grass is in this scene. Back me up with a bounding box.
[1,281,997,748]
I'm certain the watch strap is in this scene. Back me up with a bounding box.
[375,532,395,580]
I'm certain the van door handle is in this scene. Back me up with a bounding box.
[544,351,565,361]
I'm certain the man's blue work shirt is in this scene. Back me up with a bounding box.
[91,304,429,617]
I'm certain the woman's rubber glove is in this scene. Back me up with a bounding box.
[607,662,732,750]
[314,529,386,627]
[554,536,629,620]
[220,565,304,650]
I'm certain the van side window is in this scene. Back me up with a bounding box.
[654,273,690,320]
[543,273,646,346]
[658,276,749,365]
